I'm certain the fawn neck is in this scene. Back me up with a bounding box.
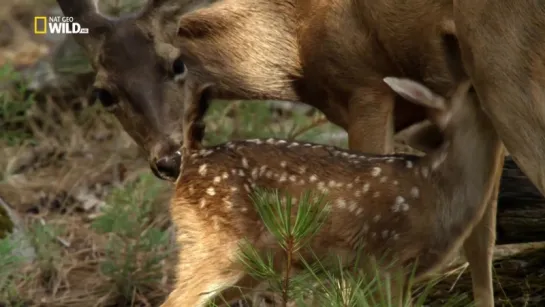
[424,100,503,245]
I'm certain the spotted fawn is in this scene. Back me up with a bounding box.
[160,77,505,307]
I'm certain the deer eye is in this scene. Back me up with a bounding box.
[91,88,118,108]
[172,57,187,80]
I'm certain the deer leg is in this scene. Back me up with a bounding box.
[462,175,500,307]
[348,89,395,154]
[161,205,255,307]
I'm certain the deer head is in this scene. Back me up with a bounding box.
[56,0,301,181]
[55,0,215,180]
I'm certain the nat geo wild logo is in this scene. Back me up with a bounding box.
[34,16,89,35]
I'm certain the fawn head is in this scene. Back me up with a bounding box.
[57,0,300,181]
[383,77,477,147]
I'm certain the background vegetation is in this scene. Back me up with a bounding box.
[0,0,544,306]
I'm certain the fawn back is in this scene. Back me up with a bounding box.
[162,77,504,306]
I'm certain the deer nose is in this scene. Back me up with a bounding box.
[154,153,182,181]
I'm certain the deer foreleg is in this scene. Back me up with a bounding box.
[462,173,501,307]
[348,87,396,154]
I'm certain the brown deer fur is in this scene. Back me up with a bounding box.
[160,78,504,306]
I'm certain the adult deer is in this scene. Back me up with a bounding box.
[161,77,504,306]
[54,1,544,306]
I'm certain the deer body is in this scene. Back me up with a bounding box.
[162,79,505,306]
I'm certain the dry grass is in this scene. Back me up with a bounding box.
[0,1,544,307]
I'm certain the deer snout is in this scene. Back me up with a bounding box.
[151,151,182,181]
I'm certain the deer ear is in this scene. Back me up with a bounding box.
[383,77,446,111]
[177,8,231,39]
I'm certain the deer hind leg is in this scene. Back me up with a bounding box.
[348,88,396,154]
[462,173,501,307]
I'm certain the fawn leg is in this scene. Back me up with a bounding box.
[161,202,254,307]
[462,174,501,307]
[160,241,248,307]
[348,87,396,154]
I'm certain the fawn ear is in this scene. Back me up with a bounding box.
[395,120,444,153]
[383,77,447,111]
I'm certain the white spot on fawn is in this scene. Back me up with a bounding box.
[410,187,420,198]
[363,183,370,193]
[287,142,299,148]
[387,158,395,163]
[373,215,381,222]
[355,176,361,183]
[336,199,347,209]
[317,182,328,192]
[354,190,362,197]
[213,176,221,184]
[309,175,318,182]
[393,180,399,185]
[373,191,380,198]
[259,165,268,176]
[251,168,259,179]
[242,157,249,168]
[277,140,287,144]
[393,233,400,240]
[380,176,388,183]
[299,166,307,174]
[266,171,273,178]
[223,198,233,209]
[347,183,353,189]
[280,161,287,168]
[289,175,297,182]
[356,208,363,216]
[363,223,369,233]
[199,199,207,208]
[244,184,250,192]
[238,169,245,177]
[392,196,407,212]
[222,172,229,179]
[279,173,287,182]
[230,187,238,192]
[266,138,275,144]
[198,164,208,176]
[401,203,410,211]
[348,202,358,212]
[406,160,413,168]
[246,139,262,144]
[206,187,216,196]
[382,230,389,238]
[371,167,382,177]
[421,167,429,178]
[328,180,337,188]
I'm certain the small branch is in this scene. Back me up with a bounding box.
[282,237,294,307]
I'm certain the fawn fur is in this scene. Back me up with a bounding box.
[160,77,504,306]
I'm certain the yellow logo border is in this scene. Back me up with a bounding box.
[34,16,47,34]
